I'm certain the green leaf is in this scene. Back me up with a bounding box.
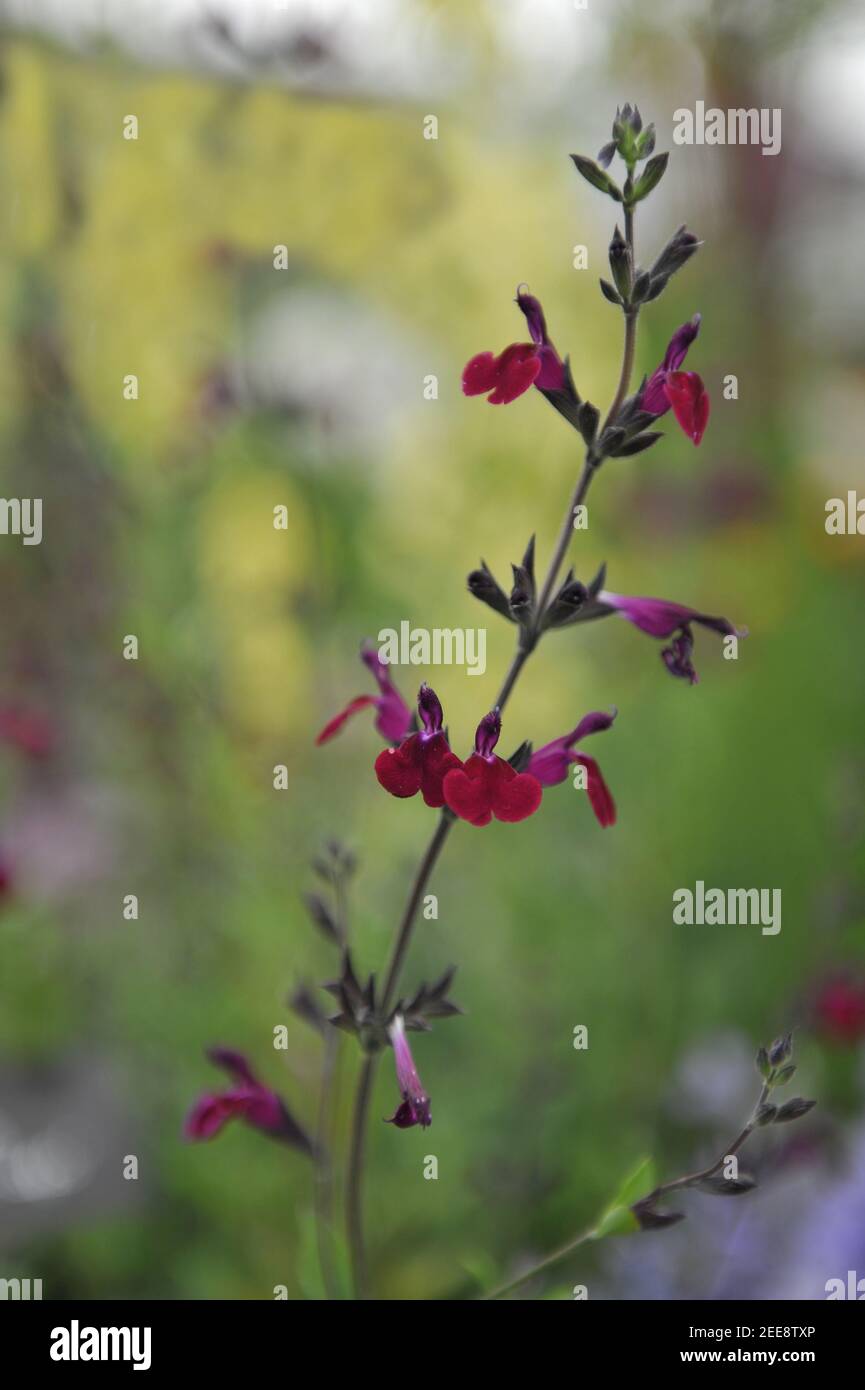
[629,152,669,204]
[590,1156,656,1240]
[570,154,623,202]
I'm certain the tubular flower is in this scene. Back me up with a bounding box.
[316,643,412,746]
[442,710,543,827]
[385,1015,431,1129]
[374,684,462,808]
[184,1047,313,1152]
[641,314,709,446]
[528,709,617,827]
[462,288,566,404]
[596,590,744,685]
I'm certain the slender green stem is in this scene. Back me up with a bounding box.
[482,1081,771,1300]
[642,1082,770,1204]
[314,874,350,1299]
[483,1228,594,1301]
[345,812,454,1298]
[346,1052,376,1299]
[532,454,597,625]
[601,205,637,433]
[313,1030,341,1299]
[381,813,455,1013]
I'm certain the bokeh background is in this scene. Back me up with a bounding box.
[1,0,864,1300]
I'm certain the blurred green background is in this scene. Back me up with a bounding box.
[1,0,864,1300]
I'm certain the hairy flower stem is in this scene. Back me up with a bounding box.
[483,1080,771,1301]
[344,212,641,1301]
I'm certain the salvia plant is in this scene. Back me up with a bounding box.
[185,105,815,1300]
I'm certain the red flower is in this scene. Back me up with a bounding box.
[374,684,461,809]
[641,315,709,447]
[442,710,542,827]
[184,1047,313,1153]
[664,370,710,447]
[462,289,566,405]
[527,709,617,827]
[462,342,544,404]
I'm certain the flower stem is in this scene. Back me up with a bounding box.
[345,811,454,1298]
[381,812,455,1013]
[601,205,638,432]
[483,1228,594,1300]
[481,1080,771,1300]
[346,1051,376,1299]
[343,211,641,1298]
[313,1029,342,1299]
[314,872,350,1298]
[642,1082,770,1203]
[532,454,597,625]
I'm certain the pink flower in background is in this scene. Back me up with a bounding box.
[185,1047,313,1152]
[528,709,617,827]
[316,643,412,746]
[595,591,744,684]
[0,705,55,758]
[813,975,865,1045]
[462,288,566,404]
[385,1015,431,1129]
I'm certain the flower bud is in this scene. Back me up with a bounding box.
[468,561,514,621]
[774,1097,816,1123]
[608,224,632,301]
[768,1032,793,1068]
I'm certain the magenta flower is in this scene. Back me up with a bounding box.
[597,590,744,684]
[184,1047,313,1152]
[462,288,566,404]
[528,709,617,827]
[641,315,709,446]
[375,684,462,808]
[316,643,412,746]
[385,1015,431,1129]
[442,710,543,827]
[812,974,865,1045]
[0,705,55,758]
